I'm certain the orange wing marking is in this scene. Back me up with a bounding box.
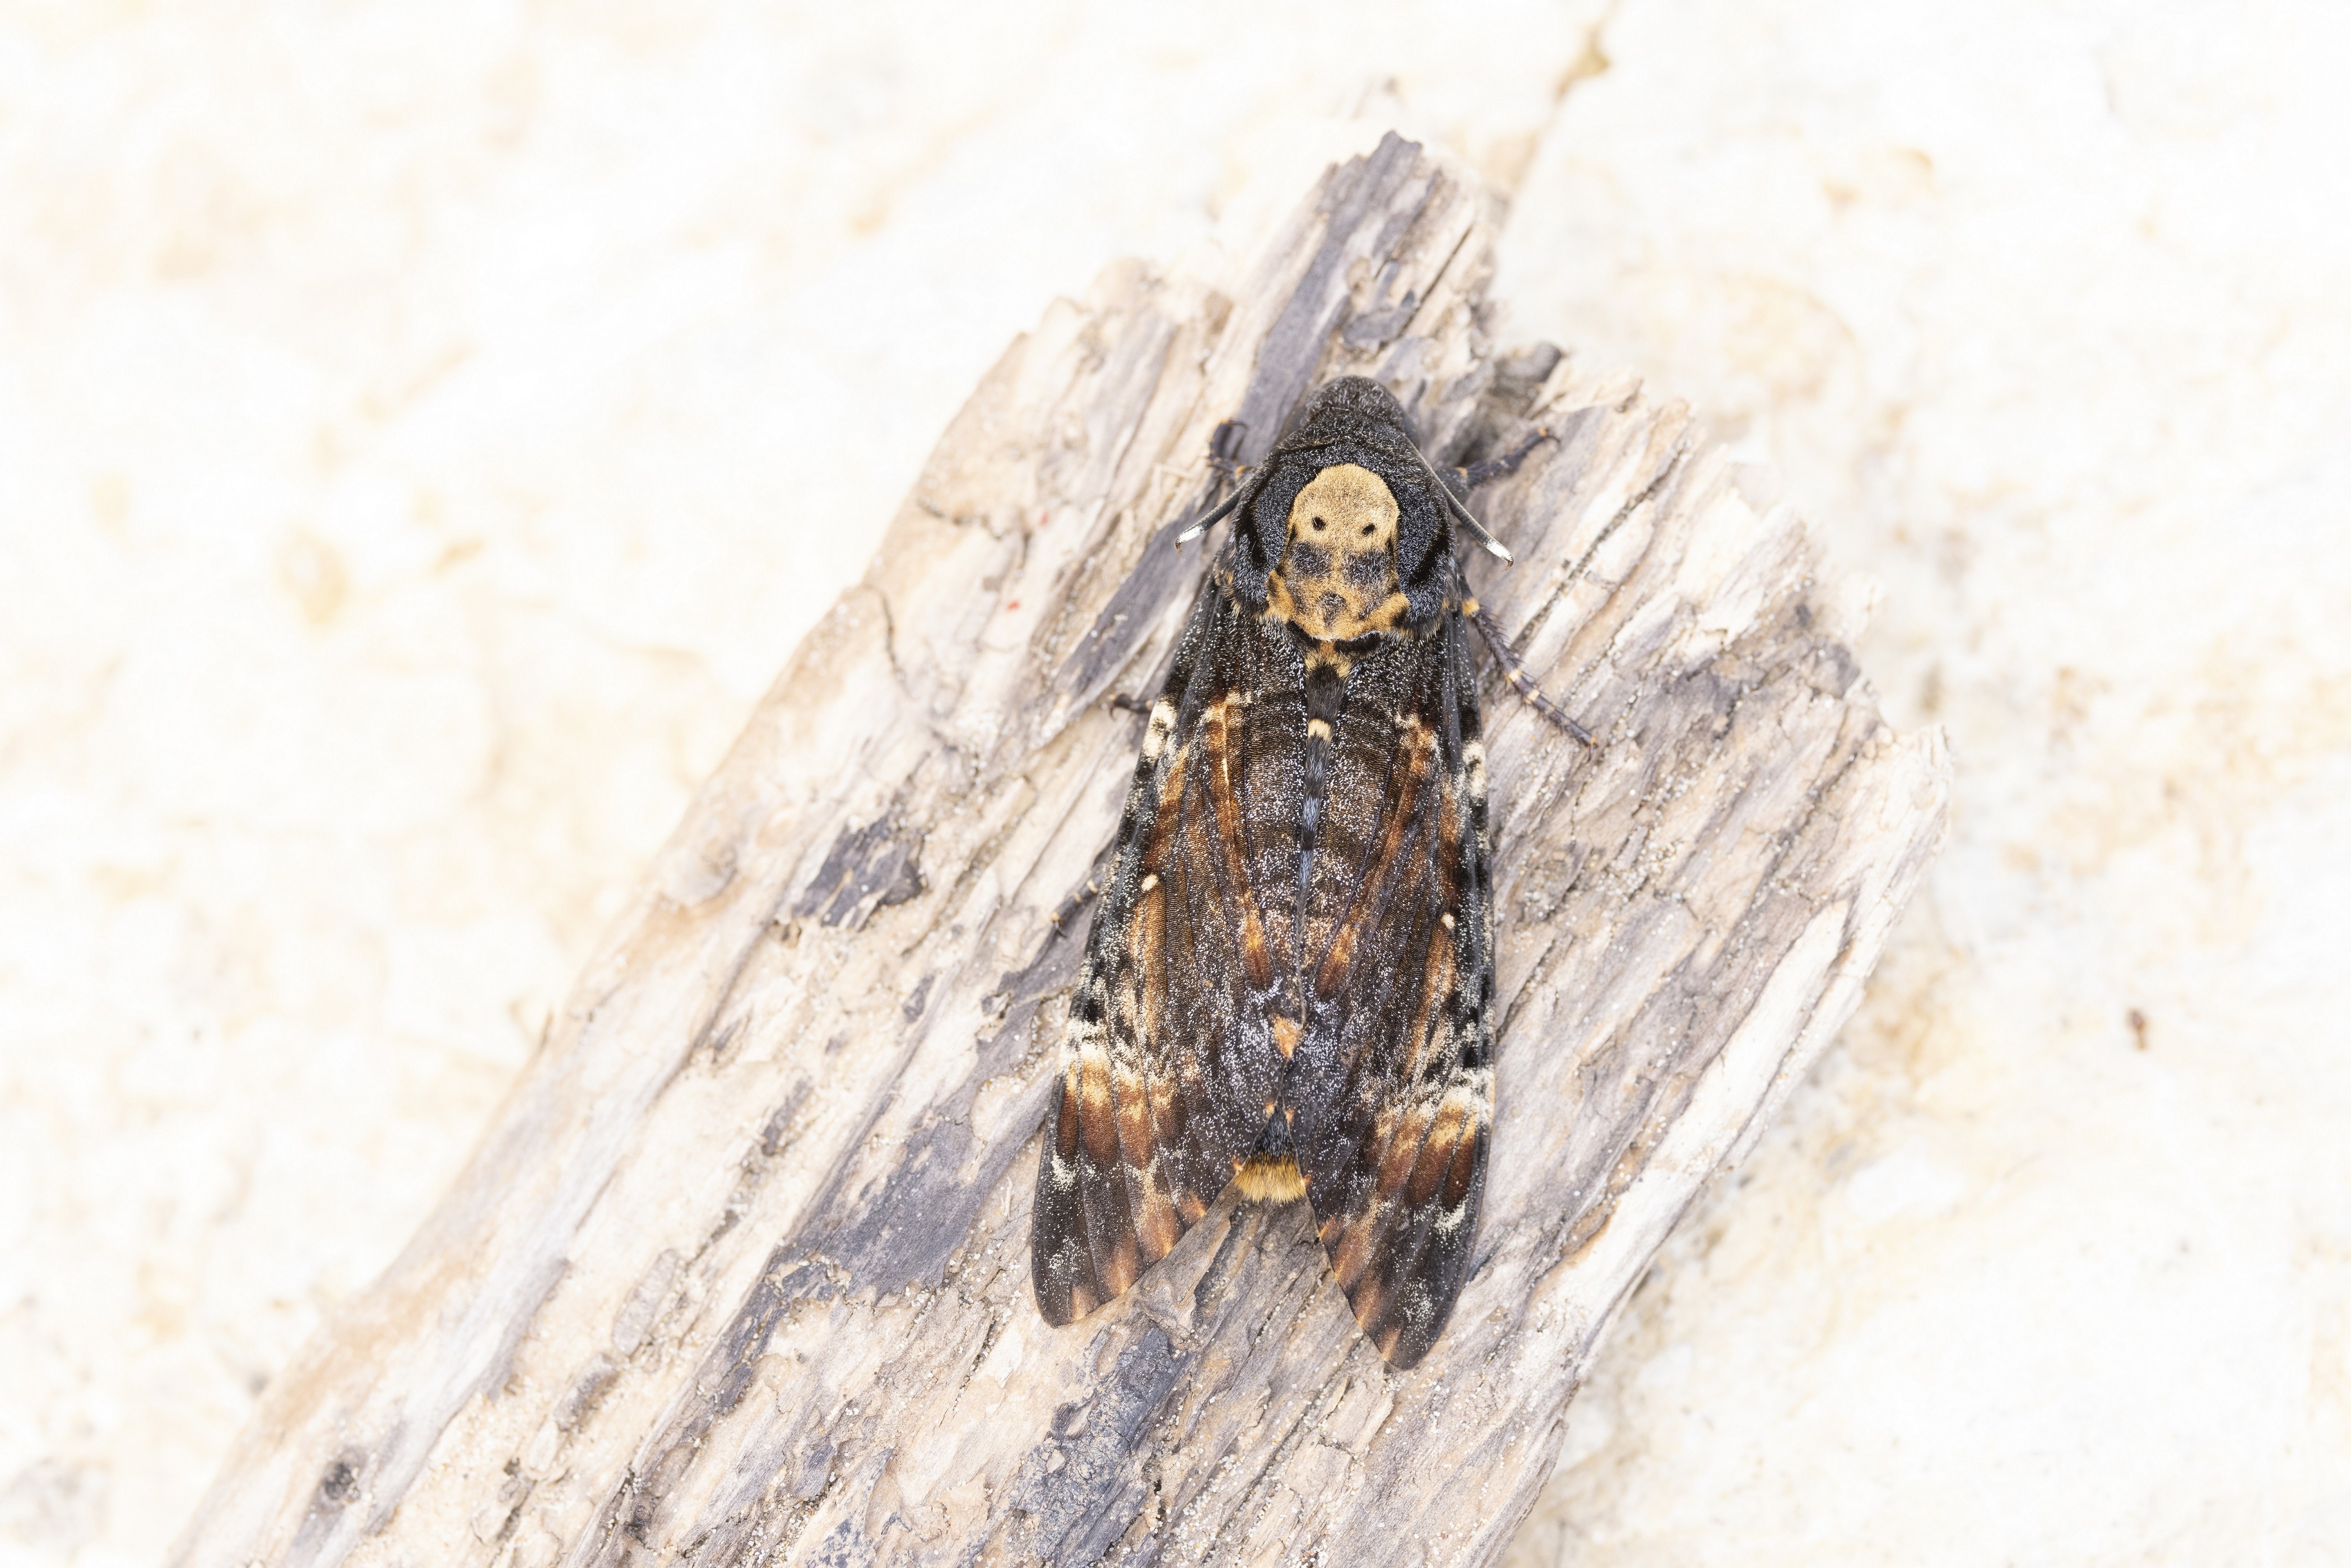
[1314,716,1434,999]
[1200,695,1273,989]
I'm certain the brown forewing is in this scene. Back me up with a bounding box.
[1290,609,1494,1369]
[1031,571,1302,1325]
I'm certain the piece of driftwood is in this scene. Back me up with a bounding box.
[172,134,1948,1568]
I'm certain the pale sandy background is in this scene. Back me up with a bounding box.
[4,2,2348,1564]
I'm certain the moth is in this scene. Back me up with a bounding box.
[1030,376,1584,1369]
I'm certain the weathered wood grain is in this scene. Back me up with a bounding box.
[170,132,1948,1568]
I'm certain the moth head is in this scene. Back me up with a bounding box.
[1233,378,1457,627]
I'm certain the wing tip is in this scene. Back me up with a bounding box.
[1355,1274,1455,1371]
[1327,1127,1490,1370]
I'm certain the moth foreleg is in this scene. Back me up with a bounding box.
[1456,426,1553,490]
[1173,418,1255,547]
[1207,417,1247,479]
[1046,841,1119,939]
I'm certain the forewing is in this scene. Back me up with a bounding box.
[1032,574,1299,1325]
[1291,610,1494,1368]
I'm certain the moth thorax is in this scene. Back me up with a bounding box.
[1269,462,1408,641]
[1234,1153,1308,1204]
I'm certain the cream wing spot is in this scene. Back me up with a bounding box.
[1141,699,1177,761]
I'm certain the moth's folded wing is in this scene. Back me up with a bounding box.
[1033,595,1293,1325]
[1294,636,1493,1369]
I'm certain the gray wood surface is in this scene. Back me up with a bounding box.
[170,132,1948,1568]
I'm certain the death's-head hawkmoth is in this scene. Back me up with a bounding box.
[1030,375,1582,1369]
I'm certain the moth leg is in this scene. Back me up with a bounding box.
[1046,841,1120,938]
[1207,417,1247,479]
[1463,597,1593,746]
[1108,693,1151,716]
[1455,426,1553,490]
[1173,420,1254,547]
